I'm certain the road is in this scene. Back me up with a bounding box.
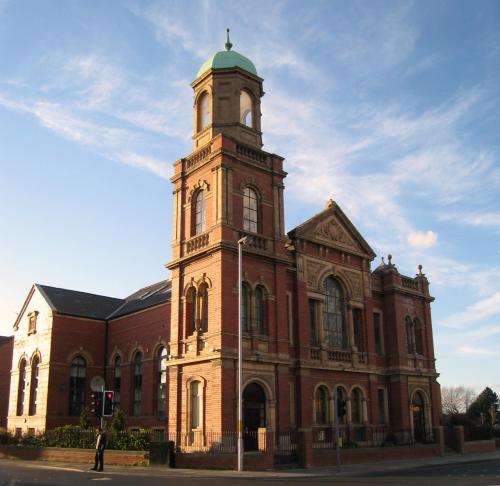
[0,459,500,485]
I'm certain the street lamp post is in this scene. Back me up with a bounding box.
[237,236,249,472]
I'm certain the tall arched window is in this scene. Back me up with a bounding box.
[113,356,121,409]
[323,277,346,348]
[194,190,205,235]
[157,347,168,415]
[243,187,258,233]
[133,352,142,416]
[29,356,40,416]
[17,359,27,416]
[186,287,197,334]
[191,381,202,429]
[254,286,265,334]
[240,90,253,127]
[405,316,415,354]
[414,318,424,355]
[241,283,250,332]
[198,92,210,131]
[199,284,208,332]
[337,387,348,424]
[69,356,86,416]
[315,386,329,424]
[351,388,363,424]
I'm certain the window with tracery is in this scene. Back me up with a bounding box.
[323,277,346,348]
[254,286,265,334]
[243,187,258,233]
[315,386,329,424]
[29,356,40,415]
[69,356,86,416]
[194,190,205,235]
[157,347,168,415]
[133,352,142,416]
[351,388,363,424]
[186,287,197,334]
[113,355,121,409]
[414,318,424,355]
[241,283,250,332]
[200,284,208,332]
[406,316,415,354]
[17,359,26,416]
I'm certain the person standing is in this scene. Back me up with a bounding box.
[91,426,106,472]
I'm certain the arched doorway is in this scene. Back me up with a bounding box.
[243,382,266,451]
[412,392,426,442]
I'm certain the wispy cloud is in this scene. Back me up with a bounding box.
[441,292,500,328]
[459,346,497,356]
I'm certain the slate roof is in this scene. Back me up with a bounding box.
[34,280,171,322]
[0,335,13,345]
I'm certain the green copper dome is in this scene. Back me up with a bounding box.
[197,29,257,78]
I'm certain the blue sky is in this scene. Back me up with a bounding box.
[0,0,499,392]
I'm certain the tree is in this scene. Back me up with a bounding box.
[79,407,91,430]
[441,386,477,415]
[110,407,126,433]
[467,387,499,425]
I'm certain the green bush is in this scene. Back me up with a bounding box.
[0,426,151,451]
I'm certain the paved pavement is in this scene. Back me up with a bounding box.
[1,449,499,479]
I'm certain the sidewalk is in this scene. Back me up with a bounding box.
[1,449,499,479]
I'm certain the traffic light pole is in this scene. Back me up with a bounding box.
[334,385,341,472]
[100,385,104,429]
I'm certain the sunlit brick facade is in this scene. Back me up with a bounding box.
[3,42,441,454]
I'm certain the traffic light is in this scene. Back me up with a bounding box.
[337,399,347,418]
[91,392,103,417]
[103,390,114,417]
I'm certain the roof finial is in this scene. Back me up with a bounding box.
[225,28,233,51]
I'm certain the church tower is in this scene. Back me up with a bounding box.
[166,32,291,435]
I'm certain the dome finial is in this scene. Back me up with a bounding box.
[225,28,233,51]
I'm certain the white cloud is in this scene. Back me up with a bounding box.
[406,230,438,249]
[438,211,500,229]
[441,292,500,328]
[459,346,496,356]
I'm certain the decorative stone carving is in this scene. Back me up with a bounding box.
[313,218,357,250]
[346,271,363,299]
[306,261,325,288]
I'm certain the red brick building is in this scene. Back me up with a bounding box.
[4,40,441,453]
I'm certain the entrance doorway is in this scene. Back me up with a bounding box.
[412,392,426,442]
[243,382,266,451]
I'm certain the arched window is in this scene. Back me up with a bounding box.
[405,316,415,354]
[254,286,265,334]
[113,355,121,409]
[194,190,205,235]
[243,187,258,233]
[191,381,202,429]
[240,90,253,128]
[336,387,348,424]
[133,352,142,416]
[241,283,250,332]
[29,356,40,416]
[199,284,209,332]
[315,386,329,424]
[198,92,210,131]
[351,388,363,424]
[323,277,346,348]
[157,347,168,415]
[17,359,26,416]
[414,318,424,355]
[69,356,86,416]
[186,287,197,334]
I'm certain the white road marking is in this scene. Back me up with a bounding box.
[25,465,84,473]
[91,478,111,481]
